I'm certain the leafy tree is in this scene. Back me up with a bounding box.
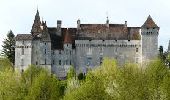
[0,69,25,100]
[67,66,75,79]
[22,65,62,100]
[78,73,85,80]
[159,46,163,55]
[0,58,13,71]
[25,71,61,100]
[1,30,15,66]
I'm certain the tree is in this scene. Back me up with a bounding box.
[67,66,75,79]
[1,30,15,66]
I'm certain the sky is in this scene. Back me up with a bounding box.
[0,0,170,51]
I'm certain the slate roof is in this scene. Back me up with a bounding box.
[48,28,66,50]
[141,15,159,28]
[15,34,32,41]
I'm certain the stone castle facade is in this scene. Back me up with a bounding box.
[15,10,159,78]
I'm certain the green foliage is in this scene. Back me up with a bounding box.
[1,57,170,100]
[25,72,60,100]
[78,73,85,80]
[1,30,15,66]
[64,58,170,100]
[0,64,63,100]
[67,66,75,79]
[0,58,13,71]
[0,69,24,100]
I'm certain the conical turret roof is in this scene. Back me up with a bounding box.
[31,9,42,35]
[142,15,158,28]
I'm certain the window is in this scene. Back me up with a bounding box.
[136,58,139,63]
[45,43,46,45]
[45,49,46,54]
[70,51,72,55]
[100,57,103,65]
[70,60,72,65]
[87,57,92,66]
[136,48,138,52]
[22,48,24,55]
[36,61,38,65]
[59,50,61,54]
[53,60,55,64]
[21,59,24,66]
[59,60,61,65]
[45,59,46,65]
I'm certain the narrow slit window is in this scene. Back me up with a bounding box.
[59,60,61,65]
[136,48,138,52]
[22,48,24,55]
[45,49,46,54]
[45,59,46,65]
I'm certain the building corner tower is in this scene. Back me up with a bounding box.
[141,15,159,62]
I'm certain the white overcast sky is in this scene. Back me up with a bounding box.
[0,0,170,50]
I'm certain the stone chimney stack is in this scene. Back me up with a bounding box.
[125,21,127,27]
[106,17,109,28]
[57,20,62,29]
[57,20,62,36]
[77,19,81,29]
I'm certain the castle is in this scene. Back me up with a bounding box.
[15,10,159,78]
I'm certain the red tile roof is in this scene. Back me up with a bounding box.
[77,24,140,40]
[64,29,72,44]
[142,15,158,28]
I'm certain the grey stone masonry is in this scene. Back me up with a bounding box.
[15,11,159,78]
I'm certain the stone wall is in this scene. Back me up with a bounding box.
[51,43,74,78]
[15,40,32,72]
[141,28,159,62]
[75,40,142,73]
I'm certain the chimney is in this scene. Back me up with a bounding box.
[106,17,109,28]
[125,21,127,27]
[77,19,81,29]
[57,20,62,36]
[57,20,62,28]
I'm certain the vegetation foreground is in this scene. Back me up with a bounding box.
[0,58,170,100]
